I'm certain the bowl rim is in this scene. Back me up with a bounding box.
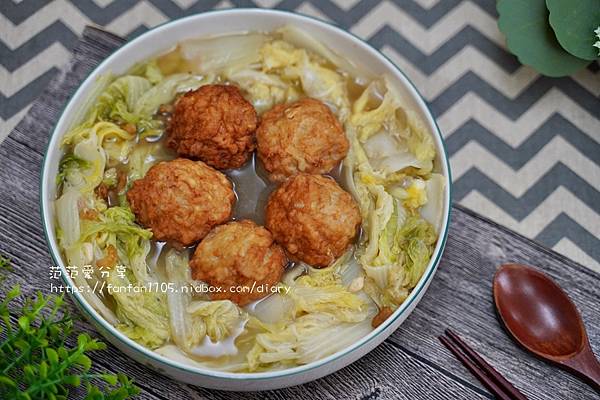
[40,8,452,381]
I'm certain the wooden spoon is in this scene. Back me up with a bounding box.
[493,263,600,391]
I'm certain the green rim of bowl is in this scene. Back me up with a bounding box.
[40,8,452,382]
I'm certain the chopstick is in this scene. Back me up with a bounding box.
[439,329,528,400]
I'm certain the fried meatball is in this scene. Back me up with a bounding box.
[166,84,258,170]
[190,220,287,306]
[127,158,235,246]
[256,98,349,182]
[265,174,361,267]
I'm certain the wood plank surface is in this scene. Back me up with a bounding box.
[0,26,598,400]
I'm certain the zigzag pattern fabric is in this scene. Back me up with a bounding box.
[1,0,599,271]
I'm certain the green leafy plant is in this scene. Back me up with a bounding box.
[497,0,590,77]
[0,256,13,281]
[546,0,600,61]
[0,257,140,399]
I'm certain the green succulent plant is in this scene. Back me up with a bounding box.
[497,0,599,77]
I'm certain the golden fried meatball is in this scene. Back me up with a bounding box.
[127,158,235,247]
[166,84,258,170]
[190,220,287,306]
[257,98,349,182]
[265,174,361,267]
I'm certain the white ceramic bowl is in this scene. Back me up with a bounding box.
[41,9,452,391]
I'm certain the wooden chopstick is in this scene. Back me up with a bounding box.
[439,336,515,400]
[445,329,528,400]
[439,329,528,400]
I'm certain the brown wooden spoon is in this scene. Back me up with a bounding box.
[493,263,600,392]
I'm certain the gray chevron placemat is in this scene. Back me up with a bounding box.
[1,0,599,272]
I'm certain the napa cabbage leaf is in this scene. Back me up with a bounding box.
[63,243,119,325]
[165,249,243,353]
[350,81,398,142]
[246,313,373,370]
[363,131,428,174]
[95,75,152,124]
[107,268,170,349]
[261,40,305,70]
[401,109,436,166]
[70,132,106,193]
[349,80,435,176]
[78,206,152,244]
[248,293,295,324]
[226,68,299,113]
[56,154,90,186]
[61,68,206,152]
[187,300,243,343]
[287,274,369,323]
[155,344,249,372]
[277,25,370,81]
[344,78,441,308]
[362,213,437,308]
[179,33,268,73]
[260,40,351,120]
[84,207,167,349]
[126,141,174,184]
[388,178,428,211]
[419,173,445,233]
[281,248,371,323]
[55,189,83,249]
[164,249,207,351]
[132,73,207,122]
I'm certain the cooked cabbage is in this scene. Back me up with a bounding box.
[94,209,166,348]
[127,141,174,183]
[226,69,299,113]
[351,81,398,142]
[401,109,436,165]
[55,189,82,248]
[288,275,369,323]
[164,249,205,351]
[133,73,207,121]
[107,268,170,349]
[398,216,437,287]
[345,78,441,309]
[187,300,243,343]
[246,312,373,370]
[141,60,164,84]
[261,40,304,70]
[64,244,119,325]
[179,33,268,73]
[277,25,370,82]
[261,40,351,120]
[165,249,244,353]
[420,173,446,233]
[285,52,351,120]
[358,184,395,265]
[363,132,428,175]
[399,178,428,210]
[248,293,295,324]
[96,75,152,124]
[57,183,162,343]
[155,345,248,372]
[71,132,106,193]
[78,206,152,244]
[350,80,434,176]
[362,213,437,308]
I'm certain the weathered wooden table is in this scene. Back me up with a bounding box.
[0,27,598,399]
